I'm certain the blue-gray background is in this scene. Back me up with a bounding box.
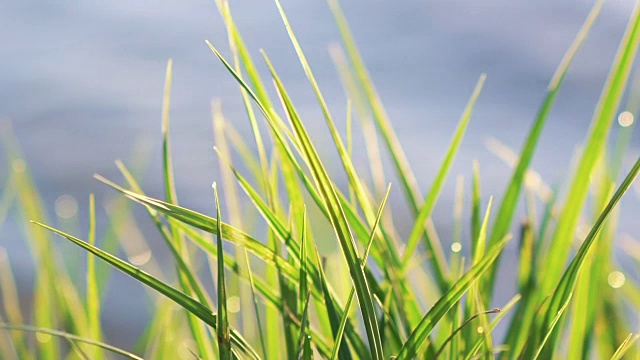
[2,0,640,351]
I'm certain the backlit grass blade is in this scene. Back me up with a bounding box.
[542,0,640,291]
[0,248,31,359]
[433,308,500,359]
[531,156,640,358]
[264,51,384,360]
[327,0,423,212]
[610,333,639,360]
[213,184,232,360]
[401,74,486,285]
[394,236,510,360]
[484,0,606,298]
[0,323,143,360]
[85,194,102,360]
[95,174,301,281]
[32,222,260,360]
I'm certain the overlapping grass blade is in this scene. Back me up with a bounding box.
[0,324,143,360]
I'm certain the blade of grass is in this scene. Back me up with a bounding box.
[213,184,232,360]
[541,0,640,292]
[0,324,143,360]
[484,0,606,300]
[530,156,640,358]
[400,74,486,286]
[85,194,102,360]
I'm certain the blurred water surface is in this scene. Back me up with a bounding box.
[1,0,640,350]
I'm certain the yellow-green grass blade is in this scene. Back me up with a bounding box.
[542,0,640,292]
[531,156,640,358]
[160,59,214,358]
[471,161,482,254]
[213,184,232,360]
[394,236,510,360]
[329,45,387,198]
[485,0,606,300]
[433,308,501,359]
[85,194,102,360]
[330,184,391,360]
[401,74,486,288]
[327,0,423,213]
[213,103,268,357]
[271,6,413,332]
[2,133,60,358]
[298,209,309,316]
[33,222,261,360]
[0,314,18,360]
[0,323,143,360]
[96,174,301,282]
[463,294,521,360]
[265,52,384,360]
[610,333,639,360]
[0,248,32,360]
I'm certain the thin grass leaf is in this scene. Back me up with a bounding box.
[401,74,486,288]
[531,156,640,358]
[394,236,510,360]
[485,0,606,299]
[85,194,102,359]
[0,324,143,360]
[32,222,260,360]
[610,333,639,360]
[542,0,640,291]
[433,309,500,359]
[213,183,232,360]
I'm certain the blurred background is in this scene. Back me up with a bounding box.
[2,0,640,351]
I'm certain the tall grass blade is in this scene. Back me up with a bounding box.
[485,0,606,299]
[542,0,640,290]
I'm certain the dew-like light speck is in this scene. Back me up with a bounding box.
[54,194,78,219]
[477,326,485,334]
[618,111,634,127]
[227,295,241,313]
[35,332,52,343]
[129,250,152,266]
[451,242,462,253]
[607,271,625,288]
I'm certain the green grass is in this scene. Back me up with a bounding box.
[2,0,640,358]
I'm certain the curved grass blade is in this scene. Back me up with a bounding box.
[542,0,640,291]
[433,308,501,359]
[610,333,639,360]
[32,222,261,360]
[484,0,606,299]
[394,236,510,360]
[0,323,143,360]
[531,156,640,358]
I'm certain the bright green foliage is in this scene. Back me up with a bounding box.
[1,0,640,359]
